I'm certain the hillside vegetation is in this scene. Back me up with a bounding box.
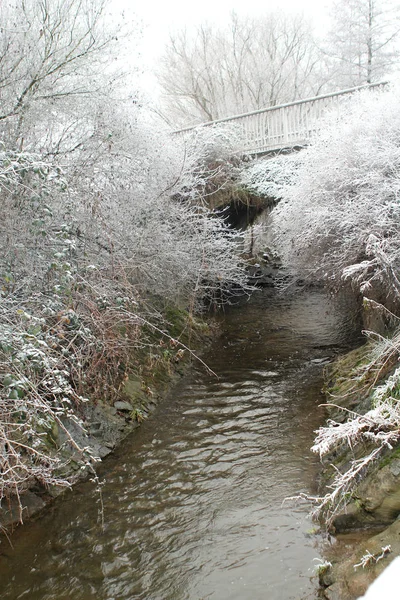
[0,0,250,521]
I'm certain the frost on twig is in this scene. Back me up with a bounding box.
[312,415,398,517]
[309,447,384,525]
[354,545,392,570]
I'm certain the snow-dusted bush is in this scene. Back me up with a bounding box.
[58,108,249,309]
[1,101,248,310]
[0,297,95,509]
[270,85,400,301]
[180,122,242,165]
[240,152,302,200]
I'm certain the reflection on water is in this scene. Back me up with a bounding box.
[0,289,361,600]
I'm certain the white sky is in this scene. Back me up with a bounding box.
[118,0,332,63]
[136,0,329,30]
[113,0,333,96]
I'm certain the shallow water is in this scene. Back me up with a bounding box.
[0,289,361,600]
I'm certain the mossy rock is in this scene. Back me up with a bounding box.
[45,419,59,448]
[329,443,400,533]
[325,343,373,411]
[122,376,144,402]
[164,305,191,339]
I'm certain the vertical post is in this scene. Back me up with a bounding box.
[282,108,289,145]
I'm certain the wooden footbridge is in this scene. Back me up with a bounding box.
[174,81,387,155]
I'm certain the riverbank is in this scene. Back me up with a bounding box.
[0,302,217,534]
[315,300,400,599]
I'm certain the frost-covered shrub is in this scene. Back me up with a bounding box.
[173,122,245,207]
[68,110,249,309]
[270,85,400,303]
[1,110,249,309]
[181,122,242,165]
[0,297,96,511]
[240,152,302,200]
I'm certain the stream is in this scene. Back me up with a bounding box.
[0,288,361,600]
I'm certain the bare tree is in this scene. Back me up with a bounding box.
[157,11,326,127]
[0,0,129,154]
[323,0,400,88]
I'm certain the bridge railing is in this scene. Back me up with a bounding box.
[174,82,388,154]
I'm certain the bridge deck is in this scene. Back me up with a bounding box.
[174,82,387,155]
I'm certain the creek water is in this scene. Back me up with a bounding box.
[0,288,361,600]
